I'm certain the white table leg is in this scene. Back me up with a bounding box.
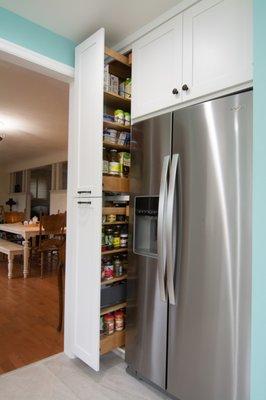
[8,254,14,279]
[23,239,30,278]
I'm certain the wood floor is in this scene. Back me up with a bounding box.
[0,257,63,374]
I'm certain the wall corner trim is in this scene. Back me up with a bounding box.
[0,37,74,82]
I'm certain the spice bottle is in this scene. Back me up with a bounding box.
[121,253,128,270]
[104,313,115,335]
[114,310,124,331]
[114,256,123,277]
[101,228,107,252]
[109,149,120,176]
[113,227,121,249]
[105,227,114,250]
[103,147,109,175]
[120,227,128,248]
[104,259,114,280]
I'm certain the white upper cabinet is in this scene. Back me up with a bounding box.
[182,0,252,101]
[132,15,182,119]
[74,29,104,197]
[132,0,252,120]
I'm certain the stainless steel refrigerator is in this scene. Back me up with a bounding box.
[126,91,252,400]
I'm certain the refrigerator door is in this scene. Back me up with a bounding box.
[167,91,252,400]
[126,113,171,389]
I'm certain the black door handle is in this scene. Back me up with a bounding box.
[182,84,189,91]
[172,88,179,95]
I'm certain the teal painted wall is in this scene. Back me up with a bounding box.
[251,1,266,399]
[0,7,75,66]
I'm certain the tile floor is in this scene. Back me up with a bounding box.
[0,352,169,400]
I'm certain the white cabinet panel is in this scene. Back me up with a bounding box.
[74,29,104,197]
[132,15,182,120]
[182,0,252,101]
[73,197,101,371]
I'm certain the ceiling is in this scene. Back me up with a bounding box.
[0,0,182,45]
[0,59,69,167]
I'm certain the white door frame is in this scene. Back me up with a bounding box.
[0,37,75,358]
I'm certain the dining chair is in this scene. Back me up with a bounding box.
[57,240,66,332]
[0,205,4,223]
[3,211,25,224]
[3,211,26,244]
[38,212,66,278]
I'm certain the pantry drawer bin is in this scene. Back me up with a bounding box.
[101,282,127,308]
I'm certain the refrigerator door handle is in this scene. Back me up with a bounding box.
[157,155,170,302]
[166,154,180,306]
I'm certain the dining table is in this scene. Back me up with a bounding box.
[0,223,41,278]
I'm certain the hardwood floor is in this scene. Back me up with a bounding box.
[0,257,63,374]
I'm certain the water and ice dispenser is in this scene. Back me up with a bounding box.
[133,196,158,258]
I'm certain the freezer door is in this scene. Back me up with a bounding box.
[126,114,171,389]
[167,91,252,400]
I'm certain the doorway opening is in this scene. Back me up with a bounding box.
[0,57,69,373]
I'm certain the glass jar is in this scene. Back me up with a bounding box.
[104,259,114,280]
[116,214,125,222]
[101,228,107,251]
[101,265,105,281]
[106,214,116,223]
[120,233,128,248]
[100,316,104,334]
[113,228,121,249]
[114,310,124,331]
[109,149,120,176]
[114,256,123,277]
[103,147,109,175]
[105,227,114,250]
[124,78,132,99]
[104,313,115,335]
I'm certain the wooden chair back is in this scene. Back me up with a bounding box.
[0,206,4,222]
[39,212,66,237]
[4,211,25,224]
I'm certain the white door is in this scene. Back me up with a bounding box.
[72,197,102,370]
[182,0,252,101]
[132,15,182,120]
[74,28,104,197]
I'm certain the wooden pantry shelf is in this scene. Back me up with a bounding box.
[103,221,128,226]
[105,47,130,67]
[104,91,131,111]
[100,302,127,316]
[102,207,127,215]
[100,330,125,355]
[103,141,130,151]
[102,248,128,256]
[103,120,131,132]
[101,274,127,286]
[103,176,129,193]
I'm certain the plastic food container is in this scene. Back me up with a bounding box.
[114,109,125,125]
[124,112,131,126]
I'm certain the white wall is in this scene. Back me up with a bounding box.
[2,150,68,173]
[0,169,10,210]
[50,190,67,214]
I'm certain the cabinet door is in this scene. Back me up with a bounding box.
[74,29,104,197]
[182,0,252,101]
[132,15,182,120]
[72,197,102,370]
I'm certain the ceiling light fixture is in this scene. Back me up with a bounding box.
[0,122,5,141]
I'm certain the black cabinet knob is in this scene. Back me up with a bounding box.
[182,84,189,91]
[172,88,179,95]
